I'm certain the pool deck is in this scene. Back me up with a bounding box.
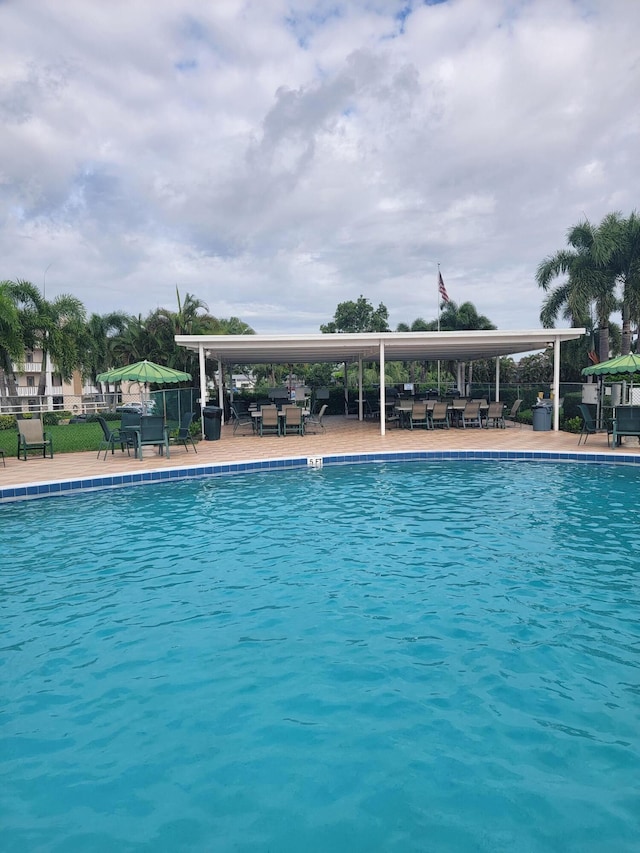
[2,416,639,495]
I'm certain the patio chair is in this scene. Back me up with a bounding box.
[137,415,170,458]
[448,398,467,427]
[577,404,612,446]
[484,402,506,429]
[505,399,522,427]
[96,415,134,460]
[17,418,53,461]
[259,405,280,436]
[119,411,141,454]
[409,401,430,430]
[430,401,450,429]
[0,448,5,467]
[170,412,197,453]
[305,403,327,434]
[460,400,482,428]
[283,406,304,436]
[230,403,254,435]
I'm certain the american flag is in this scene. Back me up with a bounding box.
[438,272,450,303]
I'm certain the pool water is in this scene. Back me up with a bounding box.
[2,461,639,852]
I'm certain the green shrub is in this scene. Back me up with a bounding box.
[42,411,72,426]
[563,416,582,433]
[0,414,16,431]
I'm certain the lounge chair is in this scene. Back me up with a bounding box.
[17,418,53,461]
[484,402,506,428]
[283,406,304,436]
[170,412,197,453]
[96,415,134,460]
[305,403,327,434]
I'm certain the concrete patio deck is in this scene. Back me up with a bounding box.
[2,416,637,493]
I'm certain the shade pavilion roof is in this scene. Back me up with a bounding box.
[175,328,586,366]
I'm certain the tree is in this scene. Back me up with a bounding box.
[0,280,26,399]
[536,218,618,362]
[438,301,495,332]
[320,296,389,333]
[517,352,553,384]
[436,301,496,387]
[0,279,87,395]
[591,211,640,355]
[82,311,132,385]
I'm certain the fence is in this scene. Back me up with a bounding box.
[0,388,199,427]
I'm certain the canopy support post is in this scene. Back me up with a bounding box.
[358,357,364,421]
[217,358,224,424]
[552,337,560,431]
[379,340,386,436]
[344,363,349,416]
[198,345,207,440]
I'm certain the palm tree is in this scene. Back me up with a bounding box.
[591,211,640,354]
[438,301,496,332]
[35,294,87,395]
[0,279,87,397]
[110,315,154,365]
[0,280,27,400]
[83,312,132,382]
[537,218,618,361]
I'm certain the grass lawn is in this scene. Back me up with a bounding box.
[0,422,104,457]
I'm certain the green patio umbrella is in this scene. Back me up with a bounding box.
[581,353,640,377]
[582,353,640,422]
[97,360,192,415]
[97,360,191,384]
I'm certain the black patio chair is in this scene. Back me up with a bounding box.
[230,403,254,435]
[96,415,134,460]
[170,412,197,453]
[577,404,598,445]
[577,404,613,446]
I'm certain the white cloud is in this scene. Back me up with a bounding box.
[1,0,639,334]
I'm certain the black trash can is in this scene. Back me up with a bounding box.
[532,402,552,431]
[202,405,223,440]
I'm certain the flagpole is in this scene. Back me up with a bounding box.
[437,264,441,395]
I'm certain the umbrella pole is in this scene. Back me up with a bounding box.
[597,377,603,429]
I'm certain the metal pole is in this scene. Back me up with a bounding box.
[437,264,441,394]
[552,337,560,431]
[198,345,207,440]
[379,339,386,436]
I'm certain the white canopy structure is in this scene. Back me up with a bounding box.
[175,328,586,434]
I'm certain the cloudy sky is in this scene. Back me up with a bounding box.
[1,0,639,334]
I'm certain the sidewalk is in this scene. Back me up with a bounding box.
[2,416,634,492]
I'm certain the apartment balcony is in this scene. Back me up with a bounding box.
[12,362,43,373]
[16,386,63,397]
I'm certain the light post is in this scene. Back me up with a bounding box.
[43,263,54,413]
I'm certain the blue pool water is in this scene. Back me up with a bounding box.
[2,461,640,852]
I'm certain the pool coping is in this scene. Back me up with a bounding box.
[2,448,640,503]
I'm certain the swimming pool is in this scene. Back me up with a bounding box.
[2,461,639,851]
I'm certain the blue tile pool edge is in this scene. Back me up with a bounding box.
[2,449,640,503]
